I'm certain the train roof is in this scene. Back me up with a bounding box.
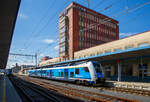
[29,61,99,70]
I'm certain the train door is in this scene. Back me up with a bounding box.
[50,70,52,78]
[64,69,68,79]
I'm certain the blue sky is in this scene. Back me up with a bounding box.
[7,0,150,67]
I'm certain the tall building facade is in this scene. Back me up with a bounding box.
[59,2,119,61]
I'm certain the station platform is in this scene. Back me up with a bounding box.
[106,80,150,90]
[0,74,22,102]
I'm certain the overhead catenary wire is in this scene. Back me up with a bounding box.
[23,0,56,49]
[34,0,108,56]
[93,0,106,9]
[24,0,71,50]
[24,0,113,55]
[79,1,150,33]
[98,0,121,12]
[34,0,125,58]
[23,0,150,61]
[26,0,71,56]
[36,0,150,58]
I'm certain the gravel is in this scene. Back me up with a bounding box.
[24,76,150,102]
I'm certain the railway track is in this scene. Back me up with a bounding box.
[9,76,82,102]
[26,75,150,97]
[97,87,150,97]
[18,76,138,102]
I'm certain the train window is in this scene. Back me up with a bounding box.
[44,70,46,73]
[47,72,49,75]
[59,72,61,77]
[84,67,89,72]
[50,71,52,76]
[65,72,68,77]
[61,72,63,77]
[75,69,79,74]
[70,72,74,77]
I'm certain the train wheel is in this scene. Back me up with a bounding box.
[75,80,80,85]
[84,81,89,86]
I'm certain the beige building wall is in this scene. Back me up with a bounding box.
[39,57,60,66]
[74,31,150,59]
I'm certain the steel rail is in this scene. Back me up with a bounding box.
[22,76,138,102]
[10,77,61,102]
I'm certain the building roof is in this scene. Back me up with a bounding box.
[59,2,118,24]
[0,0,21,68]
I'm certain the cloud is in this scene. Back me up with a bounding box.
[40,53,45,57]
[8,56,16,60]
[54,45,59,50]
[119,32,137,38]
[19,49,25,51]
[42,39,54,44]
[18,13,28,19]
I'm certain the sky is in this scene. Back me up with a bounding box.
[7,0,150,68]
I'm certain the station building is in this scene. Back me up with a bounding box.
[74,31,150,82]
[39,2,150,82]
[40,31,150,82]
[59,2,119,61]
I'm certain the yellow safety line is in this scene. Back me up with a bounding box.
[2,77,6,102]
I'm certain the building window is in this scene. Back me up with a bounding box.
[125,45,134,49]
[114,48,122,52]
[105,50,111,54]
[60,46,65,52]
[60,36,66,43]
[97,52,103,55]
[75,69,79,74]
[138,43,149,47]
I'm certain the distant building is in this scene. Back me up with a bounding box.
[39,57,60,66]
[12,65,35,74]
[59,2,119,61]
[40,56,52,62]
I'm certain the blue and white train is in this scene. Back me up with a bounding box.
[28,61,105,85]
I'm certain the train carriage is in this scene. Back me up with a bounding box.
[28,61,105,85]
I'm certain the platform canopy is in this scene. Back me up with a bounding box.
[40,45,150,68]
[0,0,21,68]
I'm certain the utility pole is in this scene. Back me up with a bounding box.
[35,53,38,67]
[87,0,90,8]
[9,53,37,67]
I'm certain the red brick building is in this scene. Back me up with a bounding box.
[59,2,119,61]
